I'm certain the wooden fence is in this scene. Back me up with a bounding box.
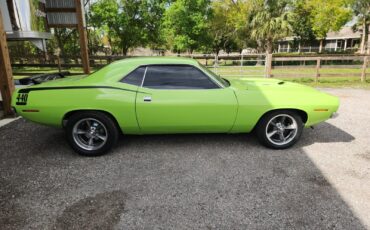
[265,54,369,82]
[11,54,369,82]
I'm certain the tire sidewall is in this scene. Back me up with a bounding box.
[257,110,304,149]
[66,111,119,156]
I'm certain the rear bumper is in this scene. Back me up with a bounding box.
[330,112,339,119]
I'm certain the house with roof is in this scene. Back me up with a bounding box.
[277,26,362,53]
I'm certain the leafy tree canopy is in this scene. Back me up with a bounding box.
[291,0,316,44]
[248,0,293,53]
[89,0,166,55]
[306,0,353,39]
[207,0,253,55]
[162,0,212,53]
[9,0,366,56]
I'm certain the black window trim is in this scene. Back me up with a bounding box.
[119,66,147,86]
[125,64,224,90]
[120,64,224,89]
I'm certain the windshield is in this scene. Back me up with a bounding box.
[199,63,230,87]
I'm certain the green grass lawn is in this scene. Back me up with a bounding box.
[210,66,370,88]
[210,66,369,75]
[12,66,370,89]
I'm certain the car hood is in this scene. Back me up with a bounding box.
[228,77,339,112]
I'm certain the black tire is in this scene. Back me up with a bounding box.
[66,111,119,156]
[256,110,304,149]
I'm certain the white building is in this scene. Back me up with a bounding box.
[277,27,362,53]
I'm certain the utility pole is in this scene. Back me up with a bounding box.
[0,7,15,116]
[76,0,90,74]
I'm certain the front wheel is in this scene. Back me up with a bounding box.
[66,111,119,156]
[256,110,304,149]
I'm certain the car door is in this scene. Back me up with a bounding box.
[135,65,238,134]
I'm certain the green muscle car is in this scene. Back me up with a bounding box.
[11,57,339,156]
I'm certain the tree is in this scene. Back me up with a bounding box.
[53,28,80,63]
[248,0,293,54]
[89,0,165,55]
[291,0,316,47]
[226,0,256,53]
[306,0,352,52]
[208,0,253,56]
[139,0,167,50]
[87,28,105,56]
[208,1,235,56]
[162,0,212,54]
[351,0,370,54]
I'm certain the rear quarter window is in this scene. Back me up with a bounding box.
[121,66,146,86]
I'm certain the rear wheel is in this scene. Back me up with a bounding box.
[256,110,303,149]
[66,111,119,156]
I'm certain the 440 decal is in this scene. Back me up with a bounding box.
[16,93,29,105]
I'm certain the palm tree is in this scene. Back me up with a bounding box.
[249,0,293,54]
[352,0,370,54]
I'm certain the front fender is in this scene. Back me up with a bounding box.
[230,86,339,133]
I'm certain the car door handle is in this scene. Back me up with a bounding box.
[143,96,152,102]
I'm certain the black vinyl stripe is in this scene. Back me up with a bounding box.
[18,86,139,93]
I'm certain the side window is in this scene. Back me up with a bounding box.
[142,65,219,89]
[121,66,146,86]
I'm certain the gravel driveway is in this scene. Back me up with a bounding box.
[0,88,369,229]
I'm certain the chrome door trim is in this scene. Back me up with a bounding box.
[140,66,148,88]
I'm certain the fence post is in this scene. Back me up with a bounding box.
[240,54,243,74]
[265,54,272,78]
[214,54,218,75]
[315,58,321,82]
[57,55,62,73]
[361,56,368,82]
[0,7,15,116]
[54,48,62,73]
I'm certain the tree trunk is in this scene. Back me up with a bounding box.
[367,24,370,55]
[122,47,128,56]
[55,29,67,64]
[214,49,220,67]
[360,20,366,54]
[319,40,323,53]
[256,40,263,66]
[189,49,194,58]
[266,40,273,54]
[87,28,91,56]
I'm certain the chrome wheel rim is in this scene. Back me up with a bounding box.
[72,118,108,151]
[266,114,298,146]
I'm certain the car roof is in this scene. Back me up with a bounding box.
[111,56,199,66]
[86,57,202,83]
